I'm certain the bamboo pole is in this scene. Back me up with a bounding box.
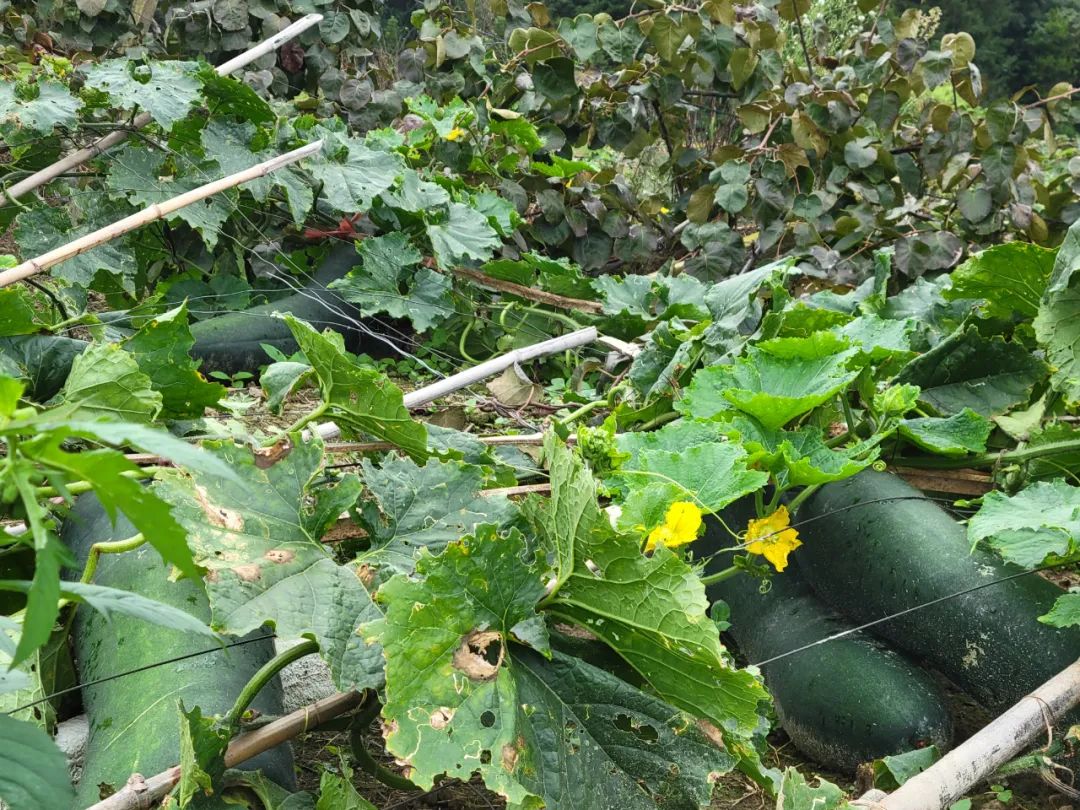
[312,327,601,441]
[84,690,366,810]
[2,14,324,202]
[855,658,1080,810]
[451,266,604,314]
[0,140,323,289]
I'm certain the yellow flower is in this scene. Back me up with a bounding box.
[744,506,802,572]
[445,127,466,142]
[645,501,703,552]
[660,206,671,214]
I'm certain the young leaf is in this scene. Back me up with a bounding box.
[899,409,993,457]
[946,243,1055,319]
[177,702,228,807]
[281,316,427,460]
[0,713,76,810]
[56,343,162,423]
[968,480,1080,568]
[678,335,861,429]
[122,303,226,418]
[154,439,384,691]
[615,442,768,532]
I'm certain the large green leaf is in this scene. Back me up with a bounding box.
[615,442,768,532]
[899,409,992,457]
[945,242,1055,319]
[677,334,861,429]
[521,434,603,595]
[0,714,76,810]
[0,80,81,135]
[83,59,202,130]
[309,139,403,213]
[14,196,137,291]
[154,439,384,691]
[361,524,549,805]
[122,303,225,418]
[107,146,233,249]
[1035,284,1080,405]
[54,343,161,423]
[968,480,1080,568]
[426,202,502,269]
[0,580,218,640]
[895,326,1046,416]
[357,455,515,574]
[329,233,452,332]
[547,536,769,739]
[0,289,48,338]
[282,316,427,460]
[512,647,737,810]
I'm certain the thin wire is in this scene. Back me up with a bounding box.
[750,561,1067,668]
[2,633,277,716]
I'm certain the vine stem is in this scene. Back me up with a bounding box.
[699,566,741,586]
[80,533,146,584]
[225,638,321,733]
[269,401,328,446]
[893,437,1080,470]
[349,703,419,791]
[34,467,168,498]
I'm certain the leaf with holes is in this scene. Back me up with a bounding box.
[154,438,384,691]
[83,59,202,130]
[547,530,769,742]
[0,80,81,135]
[107,146,233,250]
[361,524,549,805]
[282,316,427,460]
[309,139,403,214]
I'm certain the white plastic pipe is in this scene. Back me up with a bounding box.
[313,327,600,441]
[0,141,323,288]
[3,14,323,201]
[857,657,1080,810]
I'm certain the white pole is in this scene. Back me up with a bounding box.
[312,327,601,441]
[0,141,323,289]
[2,14,323,201]
[856,658,1080,810]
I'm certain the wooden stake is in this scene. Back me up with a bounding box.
[83,690,366,810]
[2,14,323,202]
[451,266,604,314]
[0,141,323,289]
